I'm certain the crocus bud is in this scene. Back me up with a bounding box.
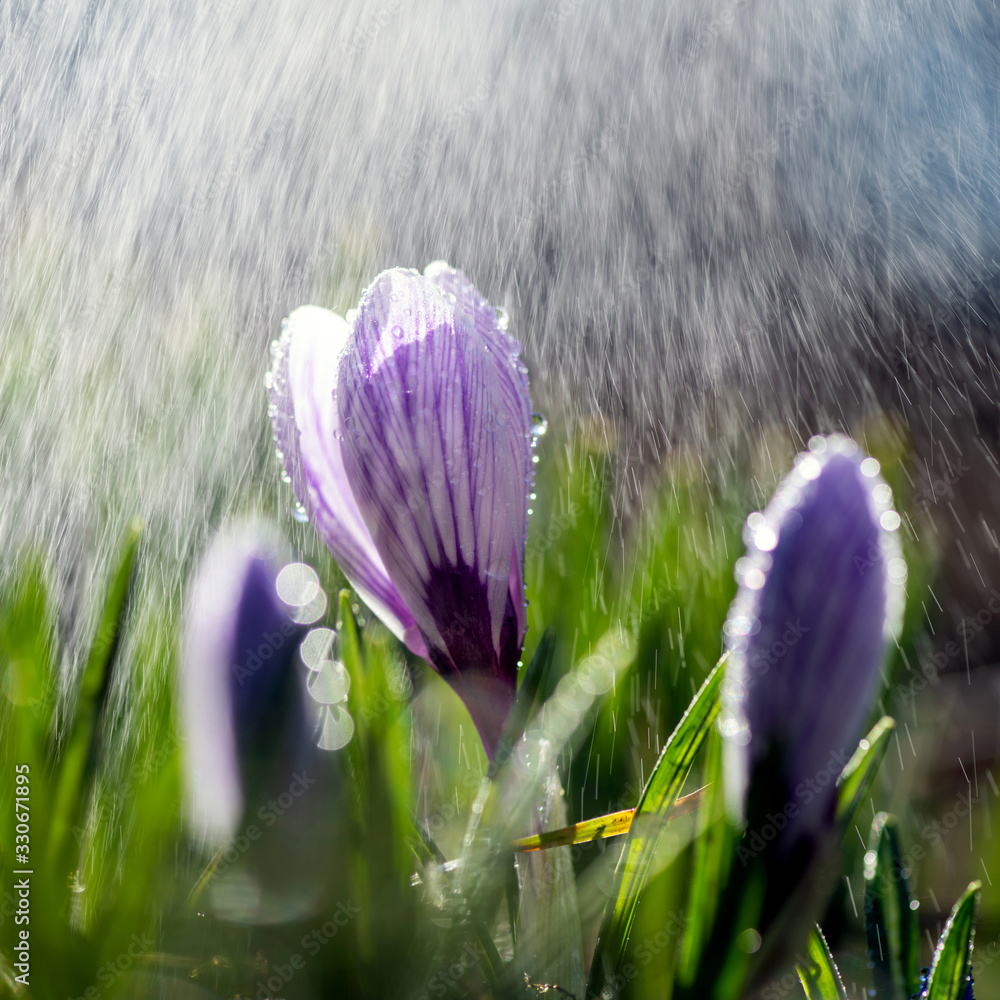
[269,263,533,757]
[721,435,905,845]
[180,523,309,847]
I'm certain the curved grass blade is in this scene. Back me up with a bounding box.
[47,519,142,873]
[511,787,705,853]
[797,926,848,1000]
[864,813,919,1000]
[925,882,980,1000]
[835,715,894,828]
[678,724,736,985]
[587,655,726,998]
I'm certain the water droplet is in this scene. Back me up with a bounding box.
[307,659,351,704]
[531,413,548,437]
[797,455,822,480]
[294,589,328,625]
[346,308,358,325]
[263,372,274,390]
[269,339,280,358]
[880,510,901,531]
[300,627,337,669]
[280,471,291,485]
[754,526,778,552]
[276,562,320,605]
[532,454,540,464]
[392,325,405,340]
[316,704,354,751]
[860,457,881,478]
[495,306,510,330]
[292,501,309,523]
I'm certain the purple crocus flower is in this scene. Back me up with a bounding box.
[180,523,309,846]
[269,262,533,757]
[721,435,906,843]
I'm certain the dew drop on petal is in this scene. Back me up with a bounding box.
[531,412,548,438]
[860,457,881,477]
[754,526,778,551]
[872,483,892,505]
[291,501,309,523]
[719,715,751,745]
[797,455,822,480]
[495,306,510,330]
[880,510,901,531]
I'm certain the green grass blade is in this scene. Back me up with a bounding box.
[678,724,735,985]
[925,882,980,1000]
[47,519,142,874]
[587,654,726,997]
[797,926,848,1000]
[835,715,894,828]
[864,813,919,1000]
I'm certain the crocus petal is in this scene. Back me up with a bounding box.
[181,523,306,847]
[721,435,905,839]
[423,260,533,646]
[268,305,427,659]
[337,267,533,753]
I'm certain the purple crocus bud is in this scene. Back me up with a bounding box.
[269,263,533,758]
[180,523,309,847]
[720,435,906,843]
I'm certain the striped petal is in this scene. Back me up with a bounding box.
[268,305,427,658]
[423,260,533,645]
[337,266,533,755]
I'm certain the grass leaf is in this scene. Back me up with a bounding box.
[864,813,919,1000]
[835,715,894,828]
[925,882,980,1000]
[587,654,726,997]
[47,520,142,875]
[797,926,848,1000]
